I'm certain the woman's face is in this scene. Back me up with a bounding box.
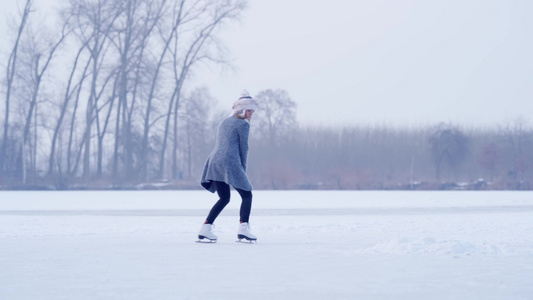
[245,109,254,120]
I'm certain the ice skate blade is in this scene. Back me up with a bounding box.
[236,239,256,244]
[196,236,217,243]
[196,240,216,243]
[236,235,257,244]
[237,234,257,241]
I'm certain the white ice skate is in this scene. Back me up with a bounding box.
[237,222,257,243]
[197,223,217,243]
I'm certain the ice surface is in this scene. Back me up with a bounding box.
[1,190,532,299]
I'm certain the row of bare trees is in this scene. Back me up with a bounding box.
[1,0,246,188]
[245,91,533,190]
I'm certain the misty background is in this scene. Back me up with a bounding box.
[0,0,532,190]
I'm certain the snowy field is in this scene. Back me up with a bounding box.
[1,190,532,300]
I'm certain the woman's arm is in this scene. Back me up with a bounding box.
[238,121,250,171]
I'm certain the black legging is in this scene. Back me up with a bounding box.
[205,181,252,224]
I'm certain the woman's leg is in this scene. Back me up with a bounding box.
[235,188,252,223]
[205,181,231,224]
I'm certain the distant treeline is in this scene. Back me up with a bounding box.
[246,117,533,190]
[192,89,532,191]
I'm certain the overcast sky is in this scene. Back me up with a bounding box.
[3,0,533,127]
[198,0,533,127]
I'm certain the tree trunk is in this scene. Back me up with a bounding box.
[1,0,32,174]
[48,43,90,177]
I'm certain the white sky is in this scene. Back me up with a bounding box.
[2,0,533,127]
[198,0,533,127]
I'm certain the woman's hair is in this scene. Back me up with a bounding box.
[235,109,246,118]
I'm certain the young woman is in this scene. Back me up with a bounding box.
[198,90,258,243]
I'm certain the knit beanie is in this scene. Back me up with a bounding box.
[232,90,258,116]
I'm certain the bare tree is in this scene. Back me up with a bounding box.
[1,0,33,175]
[47,39,91,179]
[253,89,298,146]
[477,142,500,181]
[18,18,70,183]
[159,0,247,180]
[429,123,469,181]
[65,0,123,179]
[102,0,170,181]
[498,117,532,181]
[179,87,216,178]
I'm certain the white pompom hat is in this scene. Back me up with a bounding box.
[232,89,258,116]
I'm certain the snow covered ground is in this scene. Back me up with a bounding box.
[1,190,532,299]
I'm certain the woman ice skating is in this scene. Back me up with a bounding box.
[198,90,258,243]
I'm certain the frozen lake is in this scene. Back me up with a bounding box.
[1,190,532,299]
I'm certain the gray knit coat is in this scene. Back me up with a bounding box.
[200,115,252,192]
